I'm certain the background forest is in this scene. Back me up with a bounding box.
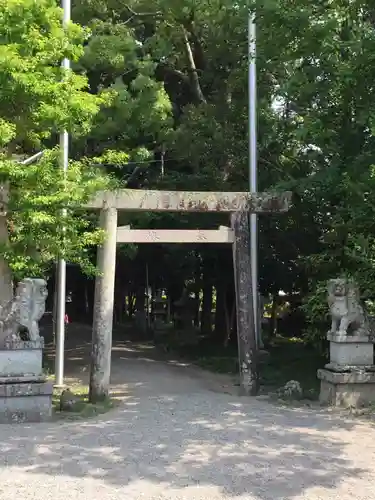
[3,0,375,393]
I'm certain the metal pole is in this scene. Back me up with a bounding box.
[248,10,259,348]
[55,0,71,387]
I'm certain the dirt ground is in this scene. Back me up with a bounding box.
[0,323,374,500]
[43,323,240,397]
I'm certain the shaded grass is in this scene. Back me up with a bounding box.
[156,331,325,399]
[42,337,119,420]
[260,337,324,398]
[52,384,119,421]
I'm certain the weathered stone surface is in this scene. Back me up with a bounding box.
[231,211,258,396]
[327,333,372,343]
[318,368,375,407]
[0,210,50,422]
[0,379,53,423]
[0,348,42,377]
[87,189,292,213]
[318,279,375,406]
[18,278,48,341]
[0,380,52,397]
[0,375,46,384]
[318,368,375,384]
[327,278,372,339]
[4,338,44,350]
[90,206,118,402]
[87,189,291,402]
[324,362,375,373]
[117,226,235,244]
[0,278,48,346]
[0,281,26,346]
[330,340,374,366]
[277,380,303,399]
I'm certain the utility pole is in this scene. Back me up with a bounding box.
[55,0,70,387]
[248,10,260,348]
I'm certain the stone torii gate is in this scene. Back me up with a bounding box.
[86,189,291,401]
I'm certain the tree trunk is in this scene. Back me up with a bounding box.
[89,206,117,403]
[122,287,127,322]
[135,286,146,332]
[231,211,259,396]
[84,282,89,318]
[182,26,207,104]
[167,293,171,323]
[269,292,278,342]
[224,292,236,348]
[114,278,126,325]
[201,282,213,334]
[214,283,226,339]
[193,289,200,328]
[200,253,214,334]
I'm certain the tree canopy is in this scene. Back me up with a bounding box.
[0,0,112,278]
[3,0,375,343]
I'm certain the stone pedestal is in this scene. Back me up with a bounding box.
[328,333,374,365]
[0,339,53,423]
[318,368,375,407]
[318,333,375,407]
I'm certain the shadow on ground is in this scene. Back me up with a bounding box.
[6,323,366,499]
[0,392,368,499]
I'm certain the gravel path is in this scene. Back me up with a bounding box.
[0,339,375,499]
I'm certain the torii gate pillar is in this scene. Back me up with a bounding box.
[89,205,118,402]
[232,211,258,395]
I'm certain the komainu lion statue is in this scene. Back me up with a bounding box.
[18,278,48,341]
[0,278,48,345]
[327,278,370,337]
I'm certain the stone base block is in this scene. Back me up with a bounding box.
[0,350,42,377]
[318,368,375,407]
[0,376,53,423]
[328,335,374,366]
[0,339,44,377]
[327,332,371,343]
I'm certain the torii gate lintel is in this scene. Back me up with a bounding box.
[86,188,291,213]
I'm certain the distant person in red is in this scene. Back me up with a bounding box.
[64,314,69,324]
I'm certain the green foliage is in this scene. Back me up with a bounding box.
[53,385,117,421]
[73,4,174,161]
[60,0,375,351]
[0,0,113,278]
[0,151,112,278]
[300,281,329,352]
[0,0,108,149]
